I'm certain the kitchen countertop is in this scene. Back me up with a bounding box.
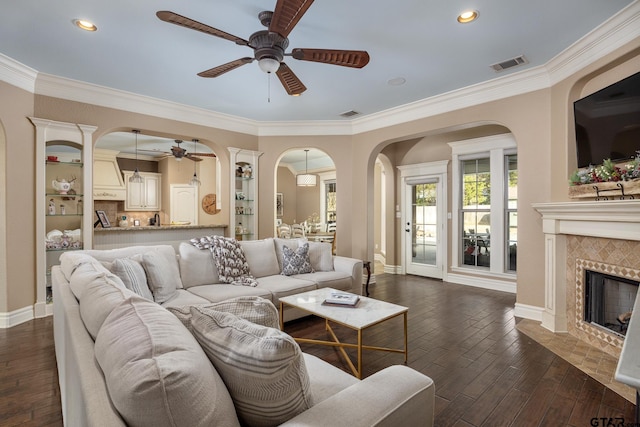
[94,224,228,232]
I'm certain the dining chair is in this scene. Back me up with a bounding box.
[327,222,337,233]
[278,223,291,239]
[291,223,306,238]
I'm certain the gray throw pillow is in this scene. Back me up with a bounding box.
[189,307,313,427]
[281,243,315,276]
[110,258,154,301]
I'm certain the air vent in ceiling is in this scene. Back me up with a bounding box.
[490,55,529,72]
[339,110,360,118]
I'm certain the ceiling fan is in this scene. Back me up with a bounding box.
[141,140,217,162]
[156,0,370,96]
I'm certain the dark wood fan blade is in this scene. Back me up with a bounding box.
[157,11,249,46]
[269,0,315,38]
[184,154,203,162]
[198,58,254,78]
[276,63,307,95]
[190,153,217,158]
[291,48,370,68]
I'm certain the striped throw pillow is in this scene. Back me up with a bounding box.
[189,307,313,427]
[110,258,154,301]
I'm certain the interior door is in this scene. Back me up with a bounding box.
[170,184,198,225]
[405,179,443,279]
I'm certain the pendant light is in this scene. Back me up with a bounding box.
[296,149,317,187]
[128,130,144,183]
[189,139,201,186]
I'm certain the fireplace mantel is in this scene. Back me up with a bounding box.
[533,200,640,242]
[532,200,640,333]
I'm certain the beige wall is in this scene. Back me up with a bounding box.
[0,38,638,317]
[0,82,37,312]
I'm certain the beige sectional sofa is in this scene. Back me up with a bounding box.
[52,238,435,426]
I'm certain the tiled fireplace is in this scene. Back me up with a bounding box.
[533,200,640,357]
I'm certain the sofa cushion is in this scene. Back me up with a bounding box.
[109,258,154,301]
[167,296,280,331]
[293,271,354,292]
[239,238,280,278]
[281,242,314,276]
[68,261,137,340]
[94,296,240,427]
[189,308,313,427]
[60,251,110,281]
[132,251,180,304]
[161,289,211,308]
[255,275,317,306]
[302,353,359,404]
[178,242,219,288]
[80,245,183,289]
[187,284,273,304]
[303,240,335,272]
[274,238,299,270]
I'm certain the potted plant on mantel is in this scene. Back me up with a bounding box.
[568,152,640,199]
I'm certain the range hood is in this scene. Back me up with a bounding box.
[93,148,126,200]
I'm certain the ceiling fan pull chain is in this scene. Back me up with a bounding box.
[268,72,271,103]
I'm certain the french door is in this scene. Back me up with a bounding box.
[404,178,445,279]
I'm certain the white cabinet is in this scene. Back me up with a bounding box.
[123,171,161,211]
[93,148,126,200]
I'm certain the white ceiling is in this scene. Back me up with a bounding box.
[1,0,634,123]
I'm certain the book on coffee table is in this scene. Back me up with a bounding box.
[323,291,360,307]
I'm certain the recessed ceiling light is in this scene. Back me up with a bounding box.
[457,10,479,24]
[387,77,406,86]
[73,19,97,32]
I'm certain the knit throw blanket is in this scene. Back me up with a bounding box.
[190,236,258,287]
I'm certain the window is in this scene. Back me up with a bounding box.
[461,158,491,267]
[506,155,518,272]
[450,135,517,277]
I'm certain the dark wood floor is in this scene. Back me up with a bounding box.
[0,273,635,426]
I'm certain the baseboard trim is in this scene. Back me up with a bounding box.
[0,306,34,329]
[446,272,516,294]
[383,265,402,274]
[514,303,545,322]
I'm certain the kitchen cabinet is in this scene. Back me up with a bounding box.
[123,171,161,211]
[93,148,126,200]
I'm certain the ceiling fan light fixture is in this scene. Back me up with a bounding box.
[258,57,280,73]
[73,19,97,32]
[296,149,317,187]
[457,10,479,23]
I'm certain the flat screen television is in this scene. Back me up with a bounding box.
[574,70,640,168]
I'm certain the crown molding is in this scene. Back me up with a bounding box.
[34,73,261,136]
[351,66,550,135]
[545,0,640,85]
[0,53,37,93]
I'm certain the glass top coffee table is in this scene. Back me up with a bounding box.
[279,287,408,379]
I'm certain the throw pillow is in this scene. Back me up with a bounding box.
[207,236,258,286]
[167,296,280,331]
[135,251,180,303]
[110,258,154,301]
[281,243,315,276]
[95,297,239,427]
[189,307,313,427]
[304,241,335,272]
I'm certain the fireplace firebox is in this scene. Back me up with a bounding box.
[584,270,638,337]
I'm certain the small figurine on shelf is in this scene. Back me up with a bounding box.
[48,199,55,215]
[119,215,128,228]
[60,204,66,215]
[243,165,252,178]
